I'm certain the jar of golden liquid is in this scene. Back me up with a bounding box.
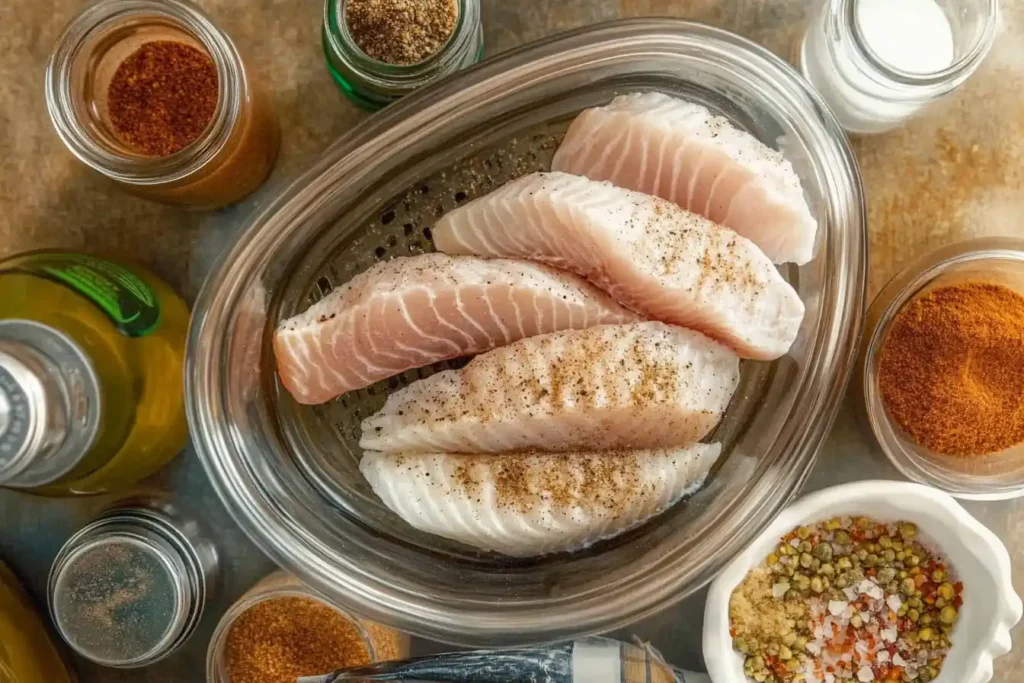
[0,560,74,683]
[0,250,189,495]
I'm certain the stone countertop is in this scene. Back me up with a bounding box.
[1,0,1022,681]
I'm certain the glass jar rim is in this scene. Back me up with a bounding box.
[205,574,379,681]
[861,236,1024,501]
[48,523,193,667]
[324,0,475,86]
[44,0,244,185]
[837,0,999,88]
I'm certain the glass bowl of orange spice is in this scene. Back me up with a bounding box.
[860,236,1024,500]
[206,570,409,683]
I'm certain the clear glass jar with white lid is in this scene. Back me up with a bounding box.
[801,0,999,134]
[322,0,483,110]
[45,0,279,210]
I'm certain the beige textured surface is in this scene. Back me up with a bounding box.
[0,0,1022,679]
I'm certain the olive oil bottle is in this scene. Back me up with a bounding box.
[0,560,73,683]
[0,250,189,495]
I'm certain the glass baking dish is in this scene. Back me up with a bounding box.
[187,19,866,646]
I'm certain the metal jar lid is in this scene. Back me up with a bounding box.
[48,497,218,668]
[0,319,100,488]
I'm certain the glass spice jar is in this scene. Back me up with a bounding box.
[45,0,280,210]
[47,494,219,668]
[800,0,998,134]
[322,0,483,110]
[206,570,410,682]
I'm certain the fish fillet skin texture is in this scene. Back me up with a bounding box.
[433,171,805,360]
[360,442,721,556]
[552,92,818,265]
[273,254,639,404]
[360,321,740,454]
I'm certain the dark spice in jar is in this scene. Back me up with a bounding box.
[107,41,219,157]
[878,282,1024,456]
[225,596,370,683]
[345,0,458,65]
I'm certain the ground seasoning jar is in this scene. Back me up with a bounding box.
[47,495,219,668]
[860,237,1024,499]
[45,0,279,210]
[322,0,483,110]
[207,571,410,683]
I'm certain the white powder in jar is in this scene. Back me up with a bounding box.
[856,0,955,74]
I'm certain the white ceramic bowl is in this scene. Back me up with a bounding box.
[703,481,1021,683]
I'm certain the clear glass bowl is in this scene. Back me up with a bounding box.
[187,19,866,646]
[860,237,1024,500]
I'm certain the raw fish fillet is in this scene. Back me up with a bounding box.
[433,172,804,360]
[274,254,638,404]
[360,322,739,454]
[552,92,818,265]
[361,442,721,556]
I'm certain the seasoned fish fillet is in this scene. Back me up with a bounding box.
[552,92,818,265]
[433,172,804,360]
[360,442,721,556]
[274,254,638,404]
[360,322,739,454]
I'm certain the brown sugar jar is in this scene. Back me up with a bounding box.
[46,0,279,210]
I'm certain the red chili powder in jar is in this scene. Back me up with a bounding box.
[107,40,219,157]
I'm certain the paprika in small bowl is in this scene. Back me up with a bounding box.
[859,236,1024,500]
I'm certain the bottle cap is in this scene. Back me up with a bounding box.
[0,320,99,487]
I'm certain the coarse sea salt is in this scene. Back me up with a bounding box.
[829,600,848,616]
[857,665,875,682]
[886,594,902,612]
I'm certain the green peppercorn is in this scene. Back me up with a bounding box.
[919,626,935,641]
[941,605,957,624]
[900,523,917,538]
[878,567,896,584]
[799,540,813,553]
[932,568,946,582]
[938,582,955,600]
[835,531,851,545]
[811,576,824,593]
[782,632,797,647]
[837,557,853,571]
[820,563,835,576]
[935,597,946,608]
[813,543,833,562]
[850,613,863,628]
[779,644,793,660]
[908,608,920,622]
[883,549,896,563]
[797,526,810,539]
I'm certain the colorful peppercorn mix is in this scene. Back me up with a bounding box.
[729,517,962,683]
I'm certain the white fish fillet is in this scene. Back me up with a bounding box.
[433,171,804,360]
[274,254,638,404]
[360,322,739,454]
[552,92,818,265]
[360,442,721,556]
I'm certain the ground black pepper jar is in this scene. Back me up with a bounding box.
[45,0,279,210]
[322,0,483,110]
